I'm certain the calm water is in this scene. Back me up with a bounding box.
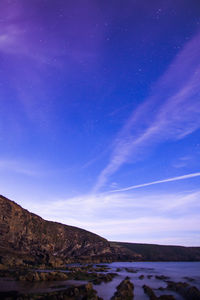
[95,262,200,300]
[0,262,200,299]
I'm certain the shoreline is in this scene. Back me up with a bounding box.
[1,261,200,299]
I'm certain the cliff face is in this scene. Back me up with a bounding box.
[1,195,199,268]
[0,195,115,268]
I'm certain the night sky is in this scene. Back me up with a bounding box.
[1,0,200,245]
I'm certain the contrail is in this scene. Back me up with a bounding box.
[93,31,200,192]
[110,172,200,193]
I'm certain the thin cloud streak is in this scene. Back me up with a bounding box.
[109,172,200,193]
[93,31,200,192]
[0,159,55,177]
[0,159,39,176]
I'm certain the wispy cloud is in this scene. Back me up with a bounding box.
[109,172,200,193]
[0,159,46,176]
[172,155,194,169]
[93,31,200,191]
[23,189,200,246]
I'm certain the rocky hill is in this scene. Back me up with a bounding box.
[0,195,138,269]
[111,242,200,261]
[1,195,199,270]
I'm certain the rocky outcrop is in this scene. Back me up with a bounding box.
[167,281,200,299]
[143,285,175,300]
[0,282,103,300]
[111,277,134,300]
[0,195,137,268]
[18,270,69,281]
[0,266,117,287]
[16,269,117,285]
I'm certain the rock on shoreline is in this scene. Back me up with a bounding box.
[111,277,134,300]
[0,282,103,300]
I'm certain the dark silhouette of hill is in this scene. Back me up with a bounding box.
[111,241,200,261]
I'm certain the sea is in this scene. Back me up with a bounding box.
[0,261,200,299]
[95,261,200,300]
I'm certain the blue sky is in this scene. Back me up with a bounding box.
[0,0,200,245]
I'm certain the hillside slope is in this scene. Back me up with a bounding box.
[111,242,200,261]
[0,195,137,268]
[1,195,199,269]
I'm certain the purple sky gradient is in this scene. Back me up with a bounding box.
[0,0,200,245]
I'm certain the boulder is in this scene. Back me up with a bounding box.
[111,277,134,300]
